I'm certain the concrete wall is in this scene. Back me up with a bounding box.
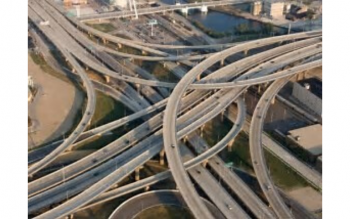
[292,82,322,117]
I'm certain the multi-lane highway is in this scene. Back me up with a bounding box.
[28,1,322,218]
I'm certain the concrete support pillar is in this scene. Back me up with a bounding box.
[202,160,208,168]
[71,68,76,73]
[142,50,147,55]
[303,71,307,79]
[135,167,141,181]
[257,85,261,94]
[136,84,141,94]
[181,7,188,15]
[105,75,110,83]
[264,82,269,89]
[201,5,208,14]
[163,62,166,68]
[196,74,201,81]
[244,50,249,56]
[228,139,235,152]
[183,135,188,144]
[271,96,276,105]
[220,110,225,122]
[160,149,165,165]
[200,124,206,137]
[297,72,303,81]
[220,59,225,66]
[88,32,92,38]
[102,38,107,44]
[85,66,89,71]
[144,185,150,191]
[117,43,122,49]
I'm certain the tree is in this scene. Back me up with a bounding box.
[235,23,249,35]
[262,22,273,34]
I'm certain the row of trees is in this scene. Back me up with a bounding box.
[235,22,274,35]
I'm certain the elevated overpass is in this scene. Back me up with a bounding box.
[28,1,322,218]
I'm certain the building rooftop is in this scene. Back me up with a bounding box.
[287,124,322,156]
[298,78,322,99]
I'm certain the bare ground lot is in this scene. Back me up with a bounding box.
[288,186,322,212]
[28,55,83,150]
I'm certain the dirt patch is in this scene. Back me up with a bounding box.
[28,55,84,149]
[288,187,322,212]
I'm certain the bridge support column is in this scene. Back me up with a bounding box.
[220,59,225,66]
[160,149,165,165]
[183,135,188,144]
[200,124,206,137]
[144,185,150,191]
[181,7,188,15]
[221,110,225,122]
[244,50,249,56]
[271,96,276,105]
[136,83,141,94]
[197,74,201,81]
[105,75,110,83]
[85,66,89,71]
[201,5,208,14]
[135,166,143,181]
[257,85,261,94]
[202,160,208,168]
[71,68,76,73]
[117,43,122,49]
[102,38,107,44]
[142,50,147,55]
[163,62,167,68]
[303,71,307,79]
[264,82,269,89]
[228,139,235,152]
[297,72,303,81]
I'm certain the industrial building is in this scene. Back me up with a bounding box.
[63,0,87,6]
[292,78,322,117]
[286,124,322,162]
[251,1,262,16]
[263,0,285,18]
[108,0,129,8]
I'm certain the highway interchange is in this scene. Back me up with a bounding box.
[28,0,322,218]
